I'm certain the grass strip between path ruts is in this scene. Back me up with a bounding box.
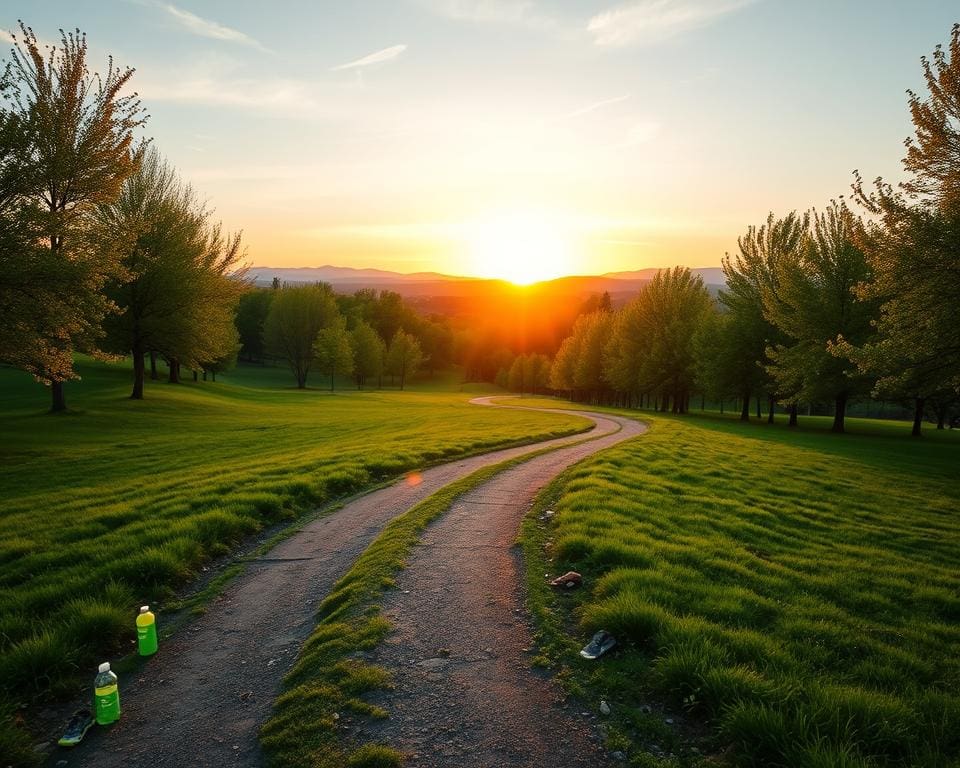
[259,421,619,768]
[519,400,960,768]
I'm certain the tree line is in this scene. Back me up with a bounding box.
[550,24,960,436]
[0,24,245,409]
[234,283,455,391]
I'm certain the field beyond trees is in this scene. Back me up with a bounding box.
[0,360,587,755]
[521,400,960,768]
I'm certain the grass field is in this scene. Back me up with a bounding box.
[0,360,587,761]
[519,399,960,768]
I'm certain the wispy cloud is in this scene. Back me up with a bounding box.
[418,0,559,32]
[158,2,272,52]
[564,95,630,119]
[331,44,408,72]
[587,0,756,47]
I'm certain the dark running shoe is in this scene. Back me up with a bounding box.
[580,630,616,660]
[58,708,95,747]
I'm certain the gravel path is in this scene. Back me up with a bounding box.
[51,400,639,768]
[361,402,647,767]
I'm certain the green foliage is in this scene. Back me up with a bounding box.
[559,268,710,410]
[846,24,960,422]
[0,24,146,409]
[521,401,960,767]
[313,315,354,391]
[719,211,807,413]
[264,284,338,388]
[384,329,423,390]
[95,148,246,397]
[764,203,877,432]
[350,320,386,389]
[235,288,273,362]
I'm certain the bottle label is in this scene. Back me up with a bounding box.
[96,684,117,696]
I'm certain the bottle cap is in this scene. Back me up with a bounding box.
[140,605,150,613]
[98,662,111,673]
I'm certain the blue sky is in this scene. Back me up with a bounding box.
[2,1,957,279]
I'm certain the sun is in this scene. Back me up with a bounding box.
[465,207,574,285]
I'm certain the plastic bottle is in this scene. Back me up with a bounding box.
[94,662,121,725]
[136,605,158,656]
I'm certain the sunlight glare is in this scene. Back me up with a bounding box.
[466,207,574,285]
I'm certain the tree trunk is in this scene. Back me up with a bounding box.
[789,402,798,427]
[192,370,198,382]
[149,350,158,380]
[739,390,751,422]
[168,359,180,384]
[912,397,925,437]
[131,342,145,400]
[51,381,66,412]
[212,371,216,382]
[936,404,946,430]
[756,397,762,419]
[767,396,775,424]
[700,395,705,411]
[832,392,848,433]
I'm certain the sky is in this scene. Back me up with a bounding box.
[2,1,957,280]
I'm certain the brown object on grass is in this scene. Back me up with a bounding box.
[549,571,583,588]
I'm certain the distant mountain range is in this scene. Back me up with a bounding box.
[246,265,726,298]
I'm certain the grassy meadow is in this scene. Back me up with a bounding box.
[0,360,588,755]
[520,400,960,768]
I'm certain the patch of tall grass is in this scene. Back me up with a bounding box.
[521,401,960,767]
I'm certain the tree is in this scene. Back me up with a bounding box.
[350,320,385,389]
[263,284,337,388]
[764,203,878,433]
[1,24,146,411]
[573,312,613,403]
[419,317,454,376]
[846,24,960,435]
[621,268,711,412]
[94,149,246,398]
[235,288,273,362]
[313,315,354,391]
[721,212,807,423]
[385,329,423,390]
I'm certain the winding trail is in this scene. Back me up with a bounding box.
[56,399,645,768]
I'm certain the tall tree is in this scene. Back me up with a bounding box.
[764,203,877,433]
[264,284,337,388]
[350,320,385,389]
[235,288,273,363]
[99,153,246,397]
[313,315,354,392]
[721,212,807,423]
[385,329,423,391]
[1,24,146,410]
[846,24,960,435]
[626,267,711,412]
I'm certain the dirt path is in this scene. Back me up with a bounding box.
[52,400,639,768]
[360,401,647,767]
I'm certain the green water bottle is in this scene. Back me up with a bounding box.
[94,662,121,725]
[136,605,158,656]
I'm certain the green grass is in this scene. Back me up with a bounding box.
[519,399,960,768]
[0,360,588,759]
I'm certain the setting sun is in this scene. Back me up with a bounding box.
[466,208,575,285]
